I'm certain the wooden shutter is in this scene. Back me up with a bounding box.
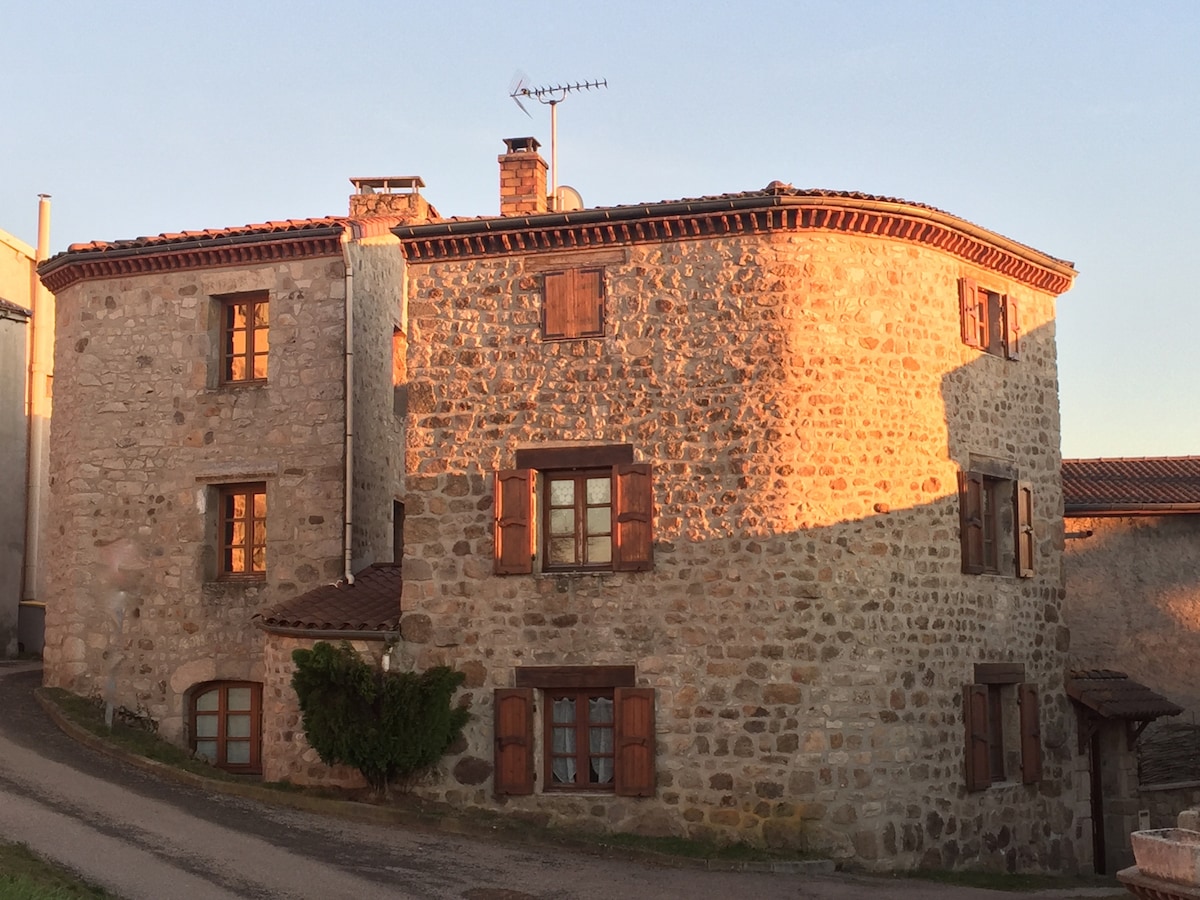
[1015,481,1035,578]
[1019,682,1042,784]
[494,469,534,575]
[543,271,569,339]
[614,687,656,797]
[494,688,534,795]
[964,684,991,792]
[958,470,985,574]
[542,269,603,340]
[959,277,983,349]
[571,268,603,337]
[612,463,653,572]
[1004,295,1020,360]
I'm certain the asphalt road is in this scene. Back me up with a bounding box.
[0,662,1124,900]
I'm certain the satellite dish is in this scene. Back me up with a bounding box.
[555,185,584,212]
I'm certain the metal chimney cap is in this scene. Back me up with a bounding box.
[503,137,541,154]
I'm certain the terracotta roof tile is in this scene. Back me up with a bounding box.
[63,217,347,255]
[256,563,401,635]
[1063,457,1200,514]
[1066,669,1182,721]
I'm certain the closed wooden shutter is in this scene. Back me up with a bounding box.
[494,469,534,575]
[959,470,985,574]
[1003,294,1020,359]
[614,687,656,797]
[1015,481,1035,578]
[1019,682,1042,784]
[964,684,991,792]
[543,269,604,340]
[959,277,983,349]
[612,464,653,572]
[493,688,534,796]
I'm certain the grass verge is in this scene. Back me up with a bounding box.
[0,842,118,899]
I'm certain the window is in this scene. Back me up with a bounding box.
[959,467,1034,578]
[959,277,1019,359]
[191,681,262,773]
[963,664,1041,791]
[542,268,604,341]
[494,445,652,575]
[220,292,269,383]
[219,483,266,577]
[546,688,615,790]
[494,666,655,797]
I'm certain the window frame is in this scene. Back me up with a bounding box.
[219,291,269,384]
[218,482,267,579]
[495,446,653,575]
[963,664,1041,791]
[543,686,617,792]
[541,267,605,341]
[541,468,615,572]
[959,468,1034,578]
[190,681,262,774]
[959,277,1019,360]
[495,667,655,798]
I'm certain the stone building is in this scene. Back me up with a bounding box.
[36,181,434,764]
[39,142,1088,872]
[1062,457,1200,872]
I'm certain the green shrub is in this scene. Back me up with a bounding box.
[291,642,469,794]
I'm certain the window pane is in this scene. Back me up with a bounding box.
[228,548,245,572]
[589,696,614,724]
[227,687,252,711]
[549,479,575,506]
[252,353,267,379]
[194,740,218,762]
[552,757,576,784]
[586,536,611,564]
[552,697,576,725]
[549,537,575,565]
[194,715,218,738]
[229,330,247,356]
[195,690,219,712]
[586,477,610,504]
[549,508,575,536]
[225,741,251,765]
[252,302,268,328]
[229,304,249,329]
[586,507,609,536]
[226,714,251,738]
[228,358,246,381]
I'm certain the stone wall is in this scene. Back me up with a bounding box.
[1064,514,1200,721]
[43,258,349,743]
[261,633,371,788]
[396,230,1081,871]
[349,237,406,569]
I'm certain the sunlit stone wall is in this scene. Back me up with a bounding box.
[396,223,1080,872]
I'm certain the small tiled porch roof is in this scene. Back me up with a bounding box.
[1066,670,1182,721]
[255,563,401,638]
[1063,457,1200,515]
[0,297,31,319]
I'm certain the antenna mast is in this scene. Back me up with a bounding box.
[510,77,607,210]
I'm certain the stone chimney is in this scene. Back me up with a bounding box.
[348,176,437,224]
[499,137,548,216]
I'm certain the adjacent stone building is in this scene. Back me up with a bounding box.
[36,183,434,762]
[39,143,1088,872]
[1062,457,1200,872]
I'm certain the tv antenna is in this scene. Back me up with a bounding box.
[509,74,607,210]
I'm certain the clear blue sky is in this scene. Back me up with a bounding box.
[5,1,1197,458]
